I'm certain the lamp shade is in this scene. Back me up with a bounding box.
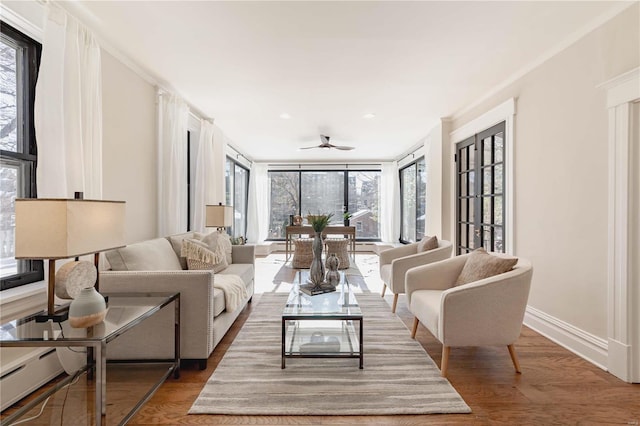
[205,204,233,228]
[15,198,126,259]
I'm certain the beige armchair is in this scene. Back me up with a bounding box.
[379,239,452,312]
[405,252,533,377]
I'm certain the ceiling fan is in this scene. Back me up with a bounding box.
[300,135,355,151]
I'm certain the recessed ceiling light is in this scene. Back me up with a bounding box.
[280,113,291,119]
[363,113,376,119]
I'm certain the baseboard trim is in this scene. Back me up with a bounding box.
[524,306,608,371]
[607,338,634,382]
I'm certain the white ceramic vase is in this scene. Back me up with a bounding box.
[69,287,107,328]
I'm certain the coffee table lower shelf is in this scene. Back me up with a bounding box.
[281,316,364,369]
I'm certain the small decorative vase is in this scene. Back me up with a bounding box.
[325,252,340,271]
[69,287,108,328]
[325,253,340,286]
[309,231,325,286]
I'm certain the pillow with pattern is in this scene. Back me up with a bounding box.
[181,238,228,273]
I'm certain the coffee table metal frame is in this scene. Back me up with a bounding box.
[281,273,363,369]
[0,291,180,426]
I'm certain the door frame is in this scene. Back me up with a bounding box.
[602,67,639,383]
[450,98,516,255]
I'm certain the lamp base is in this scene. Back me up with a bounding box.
[35,311,69,323]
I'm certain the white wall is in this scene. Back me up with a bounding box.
[423,128,438,237]
[101,51,158,243]
[428,4,639,341]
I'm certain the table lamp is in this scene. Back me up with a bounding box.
[206,203,233,233]
[14,197,126,323]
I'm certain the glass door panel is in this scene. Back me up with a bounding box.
[456,121,506,254]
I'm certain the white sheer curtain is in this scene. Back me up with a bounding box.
[211,126,228,204]
[380,161,401,243]
[157,92,189,236]
[193,119,216,232]
[246,163,269,243]
[34,5,103,198]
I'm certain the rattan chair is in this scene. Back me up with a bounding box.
[292,238,314,268]
[324,238,350,269]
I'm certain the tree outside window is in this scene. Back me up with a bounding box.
[268,169,380,240]
[1,22,42,290]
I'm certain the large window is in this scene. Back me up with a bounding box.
[0,22,42,290]
[400,157,426,243]
[268,169,381,240]
[225,157,249,239]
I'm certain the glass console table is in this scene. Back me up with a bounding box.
[281,272,363,369]
[0,292,180,426]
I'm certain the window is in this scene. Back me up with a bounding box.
[268,169,381,240]
[399,157,426,243]
[455,121,505,254]
[225,157,249,239]
[269,171,299,239]
[301,171,344,223]
[0,22,42,290]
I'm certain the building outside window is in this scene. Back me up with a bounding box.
[0,22,42,290]
[225,157,249,239]
[268,169,381,240]
[399,157,426,243]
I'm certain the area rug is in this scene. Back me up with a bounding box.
[189,292,471,415]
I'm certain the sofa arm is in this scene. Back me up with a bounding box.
[232,244,255,265]
[100,270,215,359]
[405,255,467,306]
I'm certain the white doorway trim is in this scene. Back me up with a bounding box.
[601,67,640,383]
[449,97,516,255]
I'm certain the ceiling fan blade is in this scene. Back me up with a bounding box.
[333,145,355,150]
[299,145,321,150]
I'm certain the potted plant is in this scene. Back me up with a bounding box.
[343,211,353,226]
[307,213,333,232]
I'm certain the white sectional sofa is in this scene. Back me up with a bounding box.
[100,232,255,369]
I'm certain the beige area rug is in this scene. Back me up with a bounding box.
[189,291,471,415]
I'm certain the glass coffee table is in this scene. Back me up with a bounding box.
[281,271,363,369]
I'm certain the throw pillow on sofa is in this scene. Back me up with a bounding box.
[201,231,233,264]
[455,247,518,286]
[181,238,228,272]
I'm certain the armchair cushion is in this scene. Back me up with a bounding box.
[409,290,442,336]
[455,248,517,286]
[417,235,438,252]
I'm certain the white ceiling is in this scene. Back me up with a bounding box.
[63,1,629,162]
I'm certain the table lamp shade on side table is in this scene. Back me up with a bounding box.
[14,198,126,326]
[206,203,233,231]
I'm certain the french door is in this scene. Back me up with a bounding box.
[455,122,506,255]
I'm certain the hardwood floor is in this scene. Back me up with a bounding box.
[3,254,639,425]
